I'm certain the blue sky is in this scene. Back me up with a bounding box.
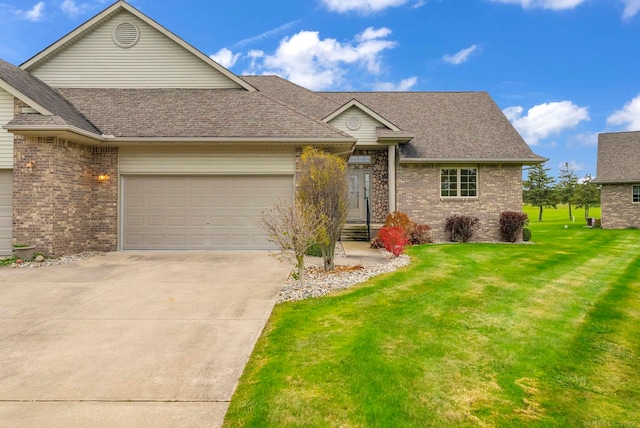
[1,0,640,179]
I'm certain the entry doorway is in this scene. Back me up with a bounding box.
[347,169,371,222]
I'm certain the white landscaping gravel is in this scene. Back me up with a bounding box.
[277,252,410,303]
[7,252,102,268]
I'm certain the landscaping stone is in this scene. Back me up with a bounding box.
[10,252,101,268]
[278,251,410,303]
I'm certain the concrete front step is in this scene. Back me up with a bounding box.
[340,224,382,242]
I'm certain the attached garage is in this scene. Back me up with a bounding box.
[0,170,11,256]
[120,148,295,250]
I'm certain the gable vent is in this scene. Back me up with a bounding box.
[346,116,361,131]
[113,22,140,48]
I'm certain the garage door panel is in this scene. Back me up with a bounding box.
[123,175,293,250]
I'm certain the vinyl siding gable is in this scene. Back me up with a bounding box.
[0,89,13,168]
[28,10,242,89]
[328,106,385,146]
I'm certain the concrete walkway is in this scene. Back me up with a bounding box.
[0,251,290,428]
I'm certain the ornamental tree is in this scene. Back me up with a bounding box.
[296,147,349,271]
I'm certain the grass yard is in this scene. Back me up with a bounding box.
[223,205,640,427]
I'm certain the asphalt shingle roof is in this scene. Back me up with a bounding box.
[56,88,352,140]
[324,92,542,161]
[0,59,100,135]
[244,75,543,162]
[595,131,640,183]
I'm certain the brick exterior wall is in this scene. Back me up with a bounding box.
[347,149,388,223]
[13,134,118,256]
[91,147,119,250]
[397,163,524,242]
[600,184,640,229]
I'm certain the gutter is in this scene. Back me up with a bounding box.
[3,124,358,147]
[399,157,548,165]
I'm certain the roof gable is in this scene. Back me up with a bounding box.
[324,99,400,131]
[22,1,255,91]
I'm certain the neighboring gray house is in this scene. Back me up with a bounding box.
[594,131,640,229]
[0,0,544,256]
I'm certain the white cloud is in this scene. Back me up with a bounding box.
[503,101,590,145]
[60,0,90,18]
[489,0,586,11]
[622,0,640,18]
[607,94,640,131]
[321,0,414,13]
[210,48,241,68]
[443,45,479,65]
[568,132,599,147]
[373,76,418,91]
[232,20,301,48]
[249,27,398,90]
[18,2,45,21]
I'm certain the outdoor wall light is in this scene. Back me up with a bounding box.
[25,160,36,173]
[97,174,110,182]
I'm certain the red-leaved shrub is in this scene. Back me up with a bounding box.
[377,226,409,256]
[409,223,432,245]
[499,211,529,243]
[371,212,432,248]
[444,215,480,243]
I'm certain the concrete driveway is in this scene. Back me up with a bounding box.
[0,251,290,427]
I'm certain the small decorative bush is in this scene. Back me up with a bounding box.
[594,218,602,229]
[499,211,529,243]
[444,215,480,243]
[523,228,532,242]
[371,212,431,248]
[384,211,415,236]
[305,243,323,257]
[378,226,409,256]
[409,223,432,245]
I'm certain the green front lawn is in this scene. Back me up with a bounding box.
[224,206,639,427]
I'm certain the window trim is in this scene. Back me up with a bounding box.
[633,185,640,203]
[348,155,372,164]
[440,166,478,199]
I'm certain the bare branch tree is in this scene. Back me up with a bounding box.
[259,199,327,287]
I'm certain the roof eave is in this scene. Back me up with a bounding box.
[399,157,548,165]
[3,124,103,145]
[377,134,414,143]
[592,179,640,184]
[3,125,357,147]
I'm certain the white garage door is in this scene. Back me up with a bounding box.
[0,170,12,256]
[122,175,293,250]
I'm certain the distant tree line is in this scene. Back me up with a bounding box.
[523,161,600,222]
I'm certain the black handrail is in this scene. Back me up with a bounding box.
[365,196,371,241]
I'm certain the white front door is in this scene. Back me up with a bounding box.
[347,170,371,222]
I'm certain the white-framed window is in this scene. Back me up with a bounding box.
[633,185,640,203]
[348,155,371,164]
[441,167,478,198]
